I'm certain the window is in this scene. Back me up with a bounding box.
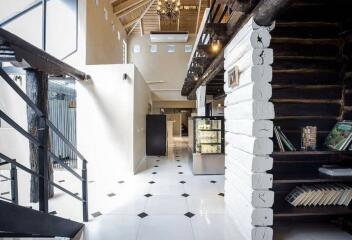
[185,45,193,53]
[111,21,115,32]
[104,7,108,21]
[0,0,78,59]
[95,0,99,6]
[167,45,176,53]
[117,31,121,40]
[133,44,141,53]
[123,40,128,64]
[150,44,157,53]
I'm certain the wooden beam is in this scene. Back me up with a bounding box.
[183,0,293,97]
[115,0,150,18]
[187,51,224,98]
[253,0,293,26]
[124,17,140,28]
[195,0,202,33]
[177,17,180,31]
[127,0,156,35]
[223,0,259,13]
[204,23,227,36]
[140,19,144,36]
[26,69,54,204]
[158,15,161,31]
[114,0,146,16]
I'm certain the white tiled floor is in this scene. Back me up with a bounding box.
[83,137,243,240]
[2,137,352,240]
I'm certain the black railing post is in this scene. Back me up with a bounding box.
[38,116,49,213]
[82,160,88,222]
[10,163,18,205]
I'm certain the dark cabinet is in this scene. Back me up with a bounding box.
[146,115,166,156]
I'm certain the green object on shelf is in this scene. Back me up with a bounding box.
[325,121,352,151]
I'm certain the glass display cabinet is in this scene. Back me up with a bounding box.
[190,116,225,175]
[193,116,224,154]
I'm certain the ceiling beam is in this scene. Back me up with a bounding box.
[115,0,150,18]
[218,0,259,13]
[183,0,293,97]
[114,0,147,16]
[140,19,144,36]
[195,0,202,33]
[127,0,156,35]
[125,17,139,29]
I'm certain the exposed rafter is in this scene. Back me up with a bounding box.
[127,0,156,35]
[114,0,147,16]
[140,19,144,36]
[115,0,151,18]
[195,0,202,33]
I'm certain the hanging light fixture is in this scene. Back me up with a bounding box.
[211,39,221,52]
[157,0,181,21]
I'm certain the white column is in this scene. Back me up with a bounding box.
[223,17,275,240]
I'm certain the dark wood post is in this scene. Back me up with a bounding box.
[82,160,88,222]
[26,69,53,207]
[10,163,18,205]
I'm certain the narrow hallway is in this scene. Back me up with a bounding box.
[84,137,243,240]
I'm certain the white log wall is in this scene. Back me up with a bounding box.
[224,17,274,240]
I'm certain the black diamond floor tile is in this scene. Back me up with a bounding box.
[156,160,160,162]
[177,165,182,167]
[154,165,159,168]
[144,193,152,198]
[218,193,225,197]
[176,160,180,162]
[107,193,116,197]
[184,212,195,218]
[148,181,155,184]
[152,172,157,174]
[179,181,186,184]
[92,211,102,218]
[181,193,190,197]
[178,172,183,174]
[138,212,148,218]
[210,180,217,184]
[118,180,125,184]
[58,180,65,183]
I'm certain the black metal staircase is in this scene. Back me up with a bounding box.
[0,27,89,238]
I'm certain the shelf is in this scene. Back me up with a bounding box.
[274,204,352,218]
[196,152,223,155]
[199,129,221,131]
[274,172,352,184]
[199,143,221,145]
[272,150,352,156]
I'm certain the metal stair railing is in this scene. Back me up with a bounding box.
[0,67,88,222]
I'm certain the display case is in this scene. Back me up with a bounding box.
[190,116,225,175]
[193,116,224,154]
